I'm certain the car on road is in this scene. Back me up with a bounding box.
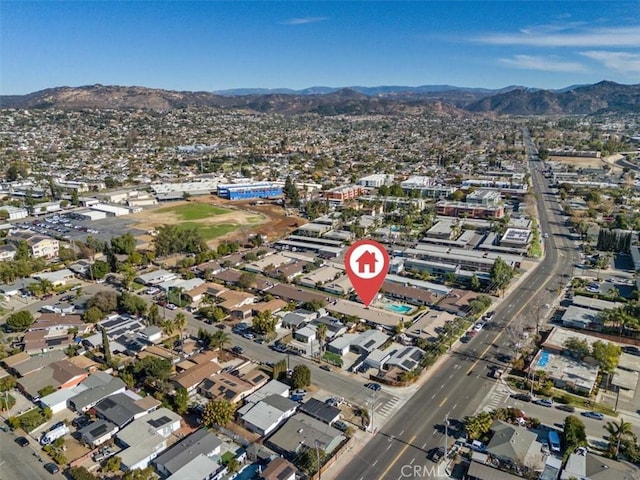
[166,303,177,310]
[242,332,254,339]
[44,463,60,474]
[429,447,445,463]
[215,324,227,329]
[533,398,554,408]
[485,311,495,320]
[543,233,549,238]
[319,364,332,372]
[15,436,30,447]
[253,338,265,344]
[325,397,342,407]
[271,343,288,353]
[231,346,244,355]
[365,382,382,391]
[623,346,640,357]
[556,404,576,413]
[497,353,513,364]
[473,322,485,332]
[293,389,307,396]
[582,411,604,420]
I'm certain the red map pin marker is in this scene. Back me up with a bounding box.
[345,239,390,307]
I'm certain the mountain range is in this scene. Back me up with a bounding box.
[1,81,638,116]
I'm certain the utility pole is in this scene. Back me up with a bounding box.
[444,413,449,458]
[368,389,377,434]
[314,440,323,480]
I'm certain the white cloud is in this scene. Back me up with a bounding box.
[499,55,586,73]
[281,17,327,25]
[581,51,640,74]
[476,26,640,47]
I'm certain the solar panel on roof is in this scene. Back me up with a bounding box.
[397,349,409,358]
[278,467,293,480]
[90,424,108,436]
[410,351,423,361]
[148,416,172,428]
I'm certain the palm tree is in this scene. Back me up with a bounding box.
[604,418,633,458]
[316,323,327,352]
[211,330,231,351]
[174,312,187,348]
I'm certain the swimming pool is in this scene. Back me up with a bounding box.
[232,464,260,480]
[537,351,550,368]
[386,304,412,314]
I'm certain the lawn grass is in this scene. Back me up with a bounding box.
[179,222,239,240]
[156,203,231,220]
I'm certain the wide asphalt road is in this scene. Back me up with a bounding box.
[333,133,581,480]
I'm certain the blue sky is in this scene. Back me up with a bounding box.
[2,1,639,95]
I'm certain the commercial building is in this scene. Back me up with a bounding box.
[217,182,282,200]
[0,205,28,220]
[357,174,394,188]
[322,185,365,202]
[435,200,505,219]
[8,231,59,258]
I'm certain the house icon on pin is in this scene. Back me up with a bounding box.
[355,250,377,274]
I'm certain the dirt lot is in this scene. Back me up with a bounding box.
[131,196,307,248]
[548,155,608,168]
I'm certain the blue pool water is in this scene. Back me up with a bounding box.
[390,225,400,232]
[537,351,550,368]
[386,304,412,314]
[232,464,260,480]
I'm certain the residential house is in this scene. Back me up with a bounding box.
[154,428,223,478]
[21,330,76,355]
[8,230,59,258]
[165,455,223,480]
[78,419,120,447]
[33,269,75,287]
[238,394,299,436]
[68,372,127,413]
[117,408,182,471]
[385,346,426,372]
[0,244,16,261]
[298,398,341,425]
[260,458,299,480]
[561,450,638,480]
[486,420,543,469]
[198,372,258,403]
[243,379,290,405]
[280,309,317,330]
[171,360,222,394]
[93,392,147,428]
[29,313,90,335]
[265,413,345,459]
[466,460,525,480]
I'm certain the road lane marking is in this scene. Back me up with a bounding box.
[380,434,417,479]
[431,394,436,399]
[432,429,438,436]
[452,404,458,410]
[373,460,378,467]
[410,458,415,464]
[438,397,448,407]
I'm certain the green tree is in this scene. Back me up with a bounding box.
[0,375,17,392]
[6,310,34,331]
[490,257,514,296]
[563,415,587,453]
[111,233,136,255]
[69,467,99,480]
[283,175,300,207]
[83,306,105,323]
[147,303,161,326]
[38,385,57,397]
[564,337,591,360]
[252,310,276,334]
[470,274,482,292]
[91,260,111,280]
[174,312,187,345]
[464,411,494,440]
[272,359,287,380]
[119,292,147,316]
[604,418,633,459]
[173,387,189,415]
[14,240,31,260]
[102,328,112,363]
[591,340,622,375]
[237,272,256,290]
[101,455,121,473]
[153,224,207,257]
[211,330,231,351]
[291,365,311,389]
[202,399,236,427]
[87,290,118,313]
[122,467,155,480]
[316,323,328,351]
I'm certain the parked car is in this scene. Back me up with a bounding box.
[333,420,349,432]
[623,346,640,357]
[231,346,244,355]
[582,411,604,420]
[44,463,60,474]
[429,447,445,463]
[473,322,485,332]
[556,404,576,413]
[15,436,30,447]
[485,311,495,319]
[325,397,342,407]
[511,393,532,402]
[533,398,554,408]
[365,383,382,391]
[166,303,177,310]
[320,364,332,372]
[293,389,307,396]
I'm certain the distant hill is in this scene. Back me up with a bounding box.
[465,81,640,115]
[1,81,638,115]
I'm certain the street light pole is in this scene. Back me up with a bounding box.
[444,413,449,458]
[314,440,322,480]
